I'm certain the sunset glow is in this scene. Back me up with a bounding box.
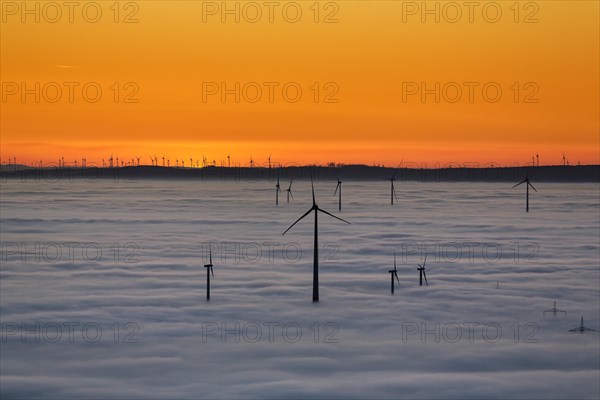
[1,1,598,166]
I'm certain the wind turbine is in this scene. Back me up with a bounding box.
[543,300,566,317]
[389,162,402,205]
[282,175,350,302]
[562,152,567,166]
[275,172,282,206]
[417,254,428,286]
[388,250,400,294]
[536,153,539,166]
[204,248,215,301]
[227,154,231,168]
[286,180,294,203]
[162,155,165,167]
[569,316,598,333]
[513,175,537,212]
[334,176,342,211]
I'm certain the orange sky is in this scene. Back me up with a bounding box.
[1,1,599,167]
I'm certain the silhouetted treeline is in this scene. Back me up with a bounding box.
[1,165,598,183]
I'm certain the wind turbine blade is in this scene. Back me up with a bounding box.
[395,272,400,283]
[528,182,537,192]
[391,160,403,179]
[423,253,427,267]
[289,191,294,200]
[393,185,398,201]
[211,266,214,277]
[423,270,428,286]
[334,182,340,196]
[317,207,351,224]
[209,249,212,264]
[282,208,313,235]
[311,176,316,205]
[394,250,397,270]
[513,179,527,188]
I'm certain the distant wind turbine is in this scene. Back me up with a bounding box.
[543,300,566,317]
[388,250,400,294]
[417,254,428,286]
[569,316,598,333]
[282,174,351,302]
[286,180,294,203]
[513,176,537,212]
[334,176,342,211]
[389,162,402,205]
[275,172,282,206]
[204,248,215,301]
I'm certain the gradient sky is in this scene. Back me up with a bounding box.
[1,1,599,167]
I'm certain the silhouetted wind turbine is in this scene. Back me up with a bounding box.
[282,175,350,302]
[569,316,598,333]
[162,155,165,167]
[275,173,281,206]
[388,251,400,294]
[286,180,294,203]
[389,162,402,205]
[562,152,567,166]
[543,300,566,317]
[334,176,342,211]
[204,248,215,301]
[417,254,428,286]
[513,175,537,212]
